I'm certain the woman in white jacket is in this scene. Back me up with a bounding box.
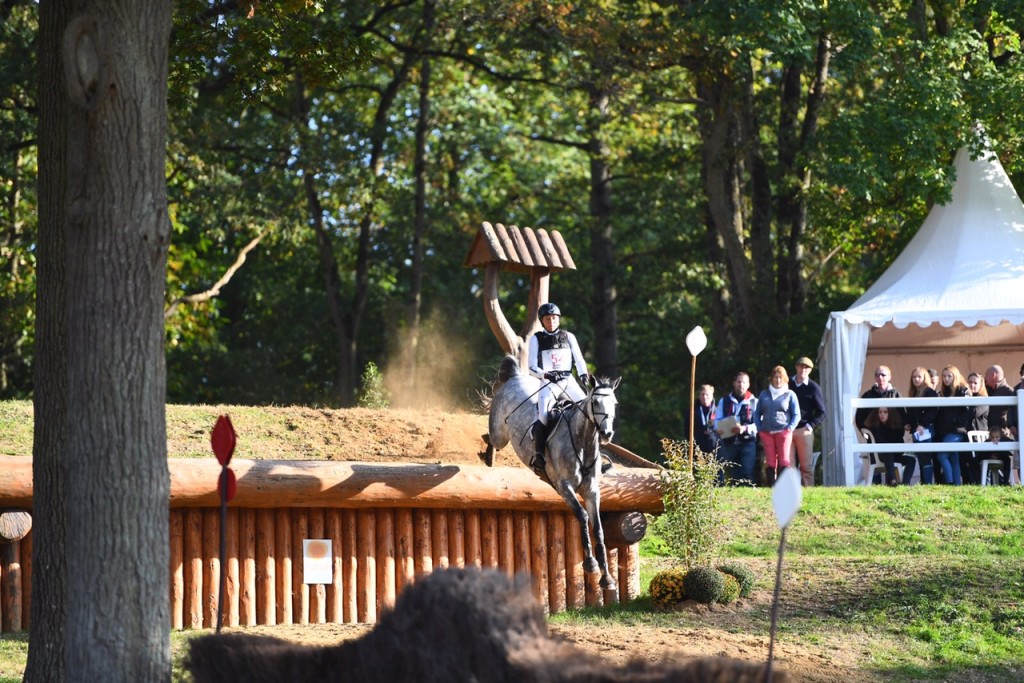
[755,366,801,487]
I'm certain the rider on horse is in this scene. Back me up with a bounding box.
[527,302,591,477]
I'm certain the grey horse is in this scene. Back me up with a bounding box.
[480,354,620,591]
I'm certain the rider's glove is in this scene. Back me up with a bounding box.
[544,371,560,382]
[579,373,591,388]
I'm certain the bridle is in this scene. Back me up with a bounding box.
[584,384,616,434]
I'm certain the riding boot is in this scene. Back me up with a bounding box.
[531,421,548,477]
[765,466,777,487]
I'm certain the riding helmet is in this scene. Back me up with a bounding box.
[538,302,561,318]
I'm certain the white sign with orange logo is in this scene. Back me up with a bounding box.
[303,539,333,584]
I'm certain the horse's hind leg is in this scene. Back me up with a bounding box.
[583,487,617,592]
[555,483,599,575]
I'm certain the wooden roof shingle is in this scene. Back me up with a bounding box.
[464,221,576,273]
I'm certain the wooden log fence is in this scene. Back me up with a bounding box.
[0,456,664,632]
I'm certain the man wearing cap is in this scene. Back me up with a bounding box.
[789,357,826,486]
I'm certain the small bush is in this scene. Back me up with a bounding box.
[718,562,756,598]
[649,568,687,609]
[658,439,728,570]
[718,574,740,605]
[357,362,389,409]
[683,565,725,605]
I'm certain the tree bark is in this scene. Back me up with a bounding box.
[33,1,172,680]
[27,1,73,679]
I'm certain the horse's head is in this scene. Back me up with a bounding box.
[586,377,620,443]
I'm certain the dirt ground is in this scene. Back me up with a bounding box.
[176,407,872,682]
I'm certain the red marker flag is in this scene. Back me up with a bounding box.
[211,414,236,466]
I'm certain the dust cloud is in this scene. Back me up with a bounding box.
[382,310,476,411]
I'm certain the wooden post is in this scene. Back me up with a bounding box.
[20,531,31,631]
[240,508,257,626]
[619,543,640,602]
[224,507,240,627]
[342,509,357,623]
[565,512,584,609]
[202,508,220,628]
[168,509,184,630]
[513,512,530,577]
[376,509,396,615]
[530,513,548,614]
[326,509,343,623]
[413,509,433,578]
[356,509,375,623]
[497,511,514,577]
[481,510,498,570]
[547,513,566,614]
[275,508,293,625]
[184,508,203,629]
[464,510,481,569]
[603,548,619,605]
[0,541,21,632]
[431,509,449,570]
[394,509,415,597]
[291,508,309,624]
[255,508,276,625]
[309,508,326,624]
[448,510,465,569]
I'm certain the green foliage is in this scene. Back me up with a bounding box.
[356,362,389,409]
[648,568,687,609]
[682,565,725,605]
[718,573,740,605]
[658,438,728,569]
[717,562,756,599]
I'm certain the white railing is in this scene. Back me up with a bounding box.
[841,392,1023,485]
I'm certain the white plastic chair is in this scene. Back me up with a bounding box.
[969,429,1020,486]
[858,429,904,486]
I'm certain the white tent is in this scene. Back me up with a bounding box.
[818,146,1024,485]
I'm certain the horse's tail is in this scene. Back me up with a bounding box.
[480,354,523,413]
[497,354,521,385]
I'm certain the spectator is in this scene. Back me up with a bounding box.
[984,365,1015,484]
[755,366,800,487]
[928,368,940,391]
[855,365,903,432]
[934,365,970,485]
[688,384,720,457]
[906,366,939,484]
[715,372,758,486]
[1015,363,1024,392]
[863,407,916,485]
[963,372,989,484]
[789,356,825,487]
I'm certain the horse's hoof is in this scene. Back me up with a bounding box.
[477,444,493,467]
[583,557,599,574]
[600,577,618,592]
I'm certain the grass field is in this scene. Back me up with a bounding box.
[2,400,1023,680]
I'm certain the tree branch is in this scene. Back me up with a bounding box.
[164,229,267,319]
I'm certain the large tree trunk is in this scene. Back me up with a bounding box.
[407,0,436,389]
[587,88,619,379]
[27,2,71,679]
[33,2,172,680]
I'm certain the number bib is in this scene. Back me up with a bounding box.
[542,348,572,372]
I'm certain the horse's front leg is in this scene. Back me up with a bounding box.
[554,482,598,574]
[583,484,617,592]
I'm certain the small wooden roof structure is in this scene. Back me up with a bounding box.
[464,222,576,273]
[465,221,576,359]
